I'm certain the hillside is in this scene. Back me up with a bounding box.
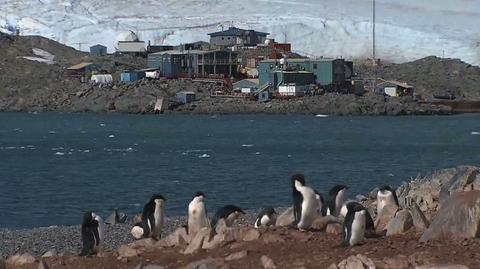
[1,0,479,65]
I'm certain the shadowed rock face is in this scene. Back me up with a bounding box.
[420,190,480,242]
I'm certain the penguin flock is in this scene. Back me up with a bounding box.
[80,174,400,255]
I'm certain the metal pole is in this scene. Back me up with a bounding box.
[373,0,376,61]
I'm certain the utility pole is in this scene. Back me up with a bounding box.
[373,0,376,62]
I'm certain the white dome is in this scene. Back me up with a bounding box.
[116,31,139,43]
[264,39,271,45]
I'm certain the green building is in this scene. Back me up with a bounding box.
[258,58,353,91]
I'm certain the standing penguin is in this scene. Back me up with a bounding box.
[376,185,399,216]
[325,185,348,217]
[342,202,366,246]
[341,201,375,233]
[141,194,166,240]
[291,174,319,230]
[188,192,209,237]
[80,211,105,256]
[211,205,245,228]
[254,207,277,228]
[314,189,325,216]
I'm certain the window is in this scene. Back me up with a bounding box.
[222,37,225,40]
[313,64,317,69]
[227,37,230,40]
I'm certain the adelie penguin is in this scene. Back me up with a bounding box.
[188,192,209,237]
[342,202,367,246]
[314,189,325,217]
[131,194,166,240]
[341,201,375,235]
[376,185,399,216]
[80,211,105,256]
[254,207,277,228]
[211,205,245,228]
[291,173,319,230]
[324,185,348,217]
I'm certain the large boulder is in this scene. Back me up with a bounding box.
[157,227,190,247]
[386,209,413,236]
[420,190,480,242]
[375,204,398,234]
[183,227,213,254]
[311,215,340,231]
[275,207,294,226]
[409,202,430,232]
[397,166,480,212]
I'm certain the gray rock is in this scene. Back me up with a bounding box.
[105,209,127,225]
[6,253,36,267]
[224,250,248,261]
[37,259,49,269]
[398,166,480,212]
[356,254,376,269]
[421,190,480,242]
[157,227,189,247]
[143,265,166,269]
[183,258,223,269]
[275,207,294,226]
[41,250,57,257]
[117,245,139,258]
[415,265,469,269]
[386,209,413,236]
[184,227,212,254]
[326,223,343,235]
[409,202,430,232]
[311,215,340,231]
[260,255,277,269]
[243,229,260,241]
[375,204,398,234]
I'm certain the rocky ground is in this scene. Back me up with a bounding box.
[3,165,480,269]
[1,33,478,115]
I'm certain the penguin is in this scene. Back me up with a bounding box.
[211,205,245,228]
[188,191,209,237]
[105,209,127,225]
[340,201,375,233]
[141,194,166,240]
[314,189,325,216]
[325,185,348,217]
[291,173,319,230]
[376,185,399,216]
[80,211,105,256]
[254,207,277,228]
[342,202,366,246]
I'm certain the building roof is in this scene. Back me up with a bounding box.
[150,49,228,56]
[233,79,259,89]
[378,80,414,89]
[67,62,95,70]
[260,58,334,63]
[90,44,106,49]
[208,27,269,37]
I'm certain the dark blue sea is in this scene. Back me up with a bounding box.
[1,113,479,228]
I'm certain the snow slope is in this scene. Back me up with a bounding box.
[1,0,479,64]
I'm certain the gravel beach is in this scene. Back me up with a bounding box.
[0,209,266,258]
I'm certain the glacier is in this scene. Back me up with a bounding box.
[1,0,479,65]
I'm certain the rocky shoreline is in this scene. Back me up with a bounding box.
[3,165,480,269]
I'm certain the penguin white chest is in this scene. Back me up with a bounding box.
[189,201,208,228]
[349,210,366,246]
[377,191,395,215]
[297,187,318,230]
[153,200,164,235]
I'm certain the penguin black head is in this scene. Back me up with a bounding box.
[193,191,205,199]
[82,211,99,226]
[329,185,348,196]
[150,194,166,202]
[263,207,276,215]
[346,201,364,213]
[379,185,394,192]
[291,173,306,186]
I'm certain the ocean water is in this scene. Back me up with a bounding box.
[0,112,479,229]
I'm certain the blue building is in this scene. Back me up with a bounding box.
[121,70,145,83]
[147,49,238,78]
[176,91,196,104]
[258,58,353,91]
[90,44,107,56]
